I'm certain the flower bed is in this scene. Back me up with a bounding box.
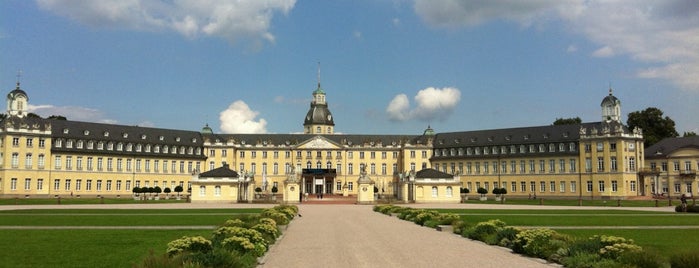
[137,204,298,268]
[373,205,686,267]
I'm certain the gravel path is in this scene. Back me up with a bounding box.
[260,204,557,268]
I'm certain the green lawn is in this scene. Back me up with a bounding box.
[0,208,262,268]
[430,208,699,254]
[462,197,690,207]
[0,209,262,226]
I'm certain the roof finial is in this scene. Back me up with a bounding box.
[317,61,321,88]
[16,70,22,87]
[608,82,613,95]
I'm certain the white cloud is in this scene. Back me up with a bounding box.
[413,0,699,92]
[592,46,614,58]
[353,30,362,39]
[219,100,267,133]
[566,44,578,53]
[386,87,461,122]
[28,104,117,123]
[36,0,296,45]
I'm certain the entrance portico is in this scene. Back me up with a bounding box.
[301,168,336,195]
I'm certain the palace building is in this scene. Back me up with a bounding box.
[1,79,695,202]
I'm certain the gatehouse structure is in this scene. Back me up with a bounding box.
[1,77,697,203]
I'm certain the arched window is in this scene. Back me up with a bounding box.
[431,186,438,197]
[446,186,453,197]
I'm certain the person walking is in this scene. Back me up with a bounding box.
[680,194,688,212]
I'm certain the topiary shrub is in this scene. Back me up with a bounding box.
[465,219,507,244]
[512,228,571,259]
[166,236,213,256]
[669,250,699,268]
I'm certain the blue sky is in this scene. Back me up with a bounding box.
[1,0,697,135]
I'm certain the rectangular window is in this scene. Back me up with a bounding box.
[65,179,71,191]
[520,181,526,192]
[54,179,60,191]
[570,159,576,172]
[530,181,536,192]
[96,180,102,191]
[597,157,604,171]
[55,156,61,169]
[570,181,576,193]
[86,180,92,191]
[348,182,354,191]
[559,159,566,172]
[511,182,516,192]
[550,181,555,192]
[37,178,43,190]
[598,181,605,192]
[106,180,112,191]
[76,180,81,191]
[610,157,617,171]
[116,180,122,191]
[76,157,82,170]
[549,159,555,173]
[24,178,31,190]
[11,178,18,190]
[560,181,566,192]
[585,158,592,172]
[539,160,545,173]
[587,181,593,192]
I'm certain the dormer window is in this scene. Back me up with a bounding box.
[175,137,181,142]
[104,131,109,137]
[122,133,128,138]
[84,130,90,135]
[159,136,164,141]
[63,128,69,134]
[141,134,147,139]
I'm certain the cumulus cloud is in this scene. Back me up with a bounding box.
[28,104,117,123]
[387,87,461,122]
[36,0,296,45]
[413,0,699,92]
[219,100,267,134]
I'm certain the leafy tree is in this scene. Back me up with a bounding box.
[47,115,67,120]
[477,187,488,197]
[164,187,171,196]
[27,113,41,118]
[0,113,7,121]
[271,186,278,194]
[552,117,582,125]
[684,131,697,137]
[174,185,184,197]
[626,107,679,147]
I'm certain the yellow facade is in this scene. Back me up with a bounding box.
[642,137,699,198]
[1,82,651,202]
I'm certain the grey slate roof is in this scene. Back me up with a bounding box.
[203,133,428,148]
[415,168,453,179]
[199,165,239,178]
[645,136,699,159]
[49,119,206,159]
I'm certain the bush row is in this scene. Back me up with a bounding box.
[137,204,298,268]
[374,205,699,268]
[675,204,699,213]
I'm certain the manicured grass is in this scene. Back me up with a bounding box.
[0,209,263,226]
[0,208,263,268]
[462,197,690,207]
[0,229,211,268]
[555,229,699,253]
[427,208,699,253]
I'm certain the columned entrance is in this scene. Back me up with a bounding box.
[301,169,336,195]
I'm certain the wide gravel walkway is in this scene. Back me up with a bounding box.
[260,204,557,268]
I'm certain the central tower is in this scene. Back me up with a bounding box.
[303,66,335,134]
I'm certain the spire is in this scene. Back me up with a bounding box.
[609,82,613,95]
[16,70,22,88]
[317,61,321,88]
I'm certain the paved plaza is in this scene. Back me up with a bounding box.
[260,204,558,268]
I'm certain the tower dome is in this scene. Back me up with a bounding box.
[7,82,29,118]
[601,87,621,122]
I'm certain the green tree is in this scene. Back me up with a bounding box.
[27,113,41,118]
[626,107,678,147]
[552,117,582,125]
[683,131,697,137]
[47,115,67,120]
